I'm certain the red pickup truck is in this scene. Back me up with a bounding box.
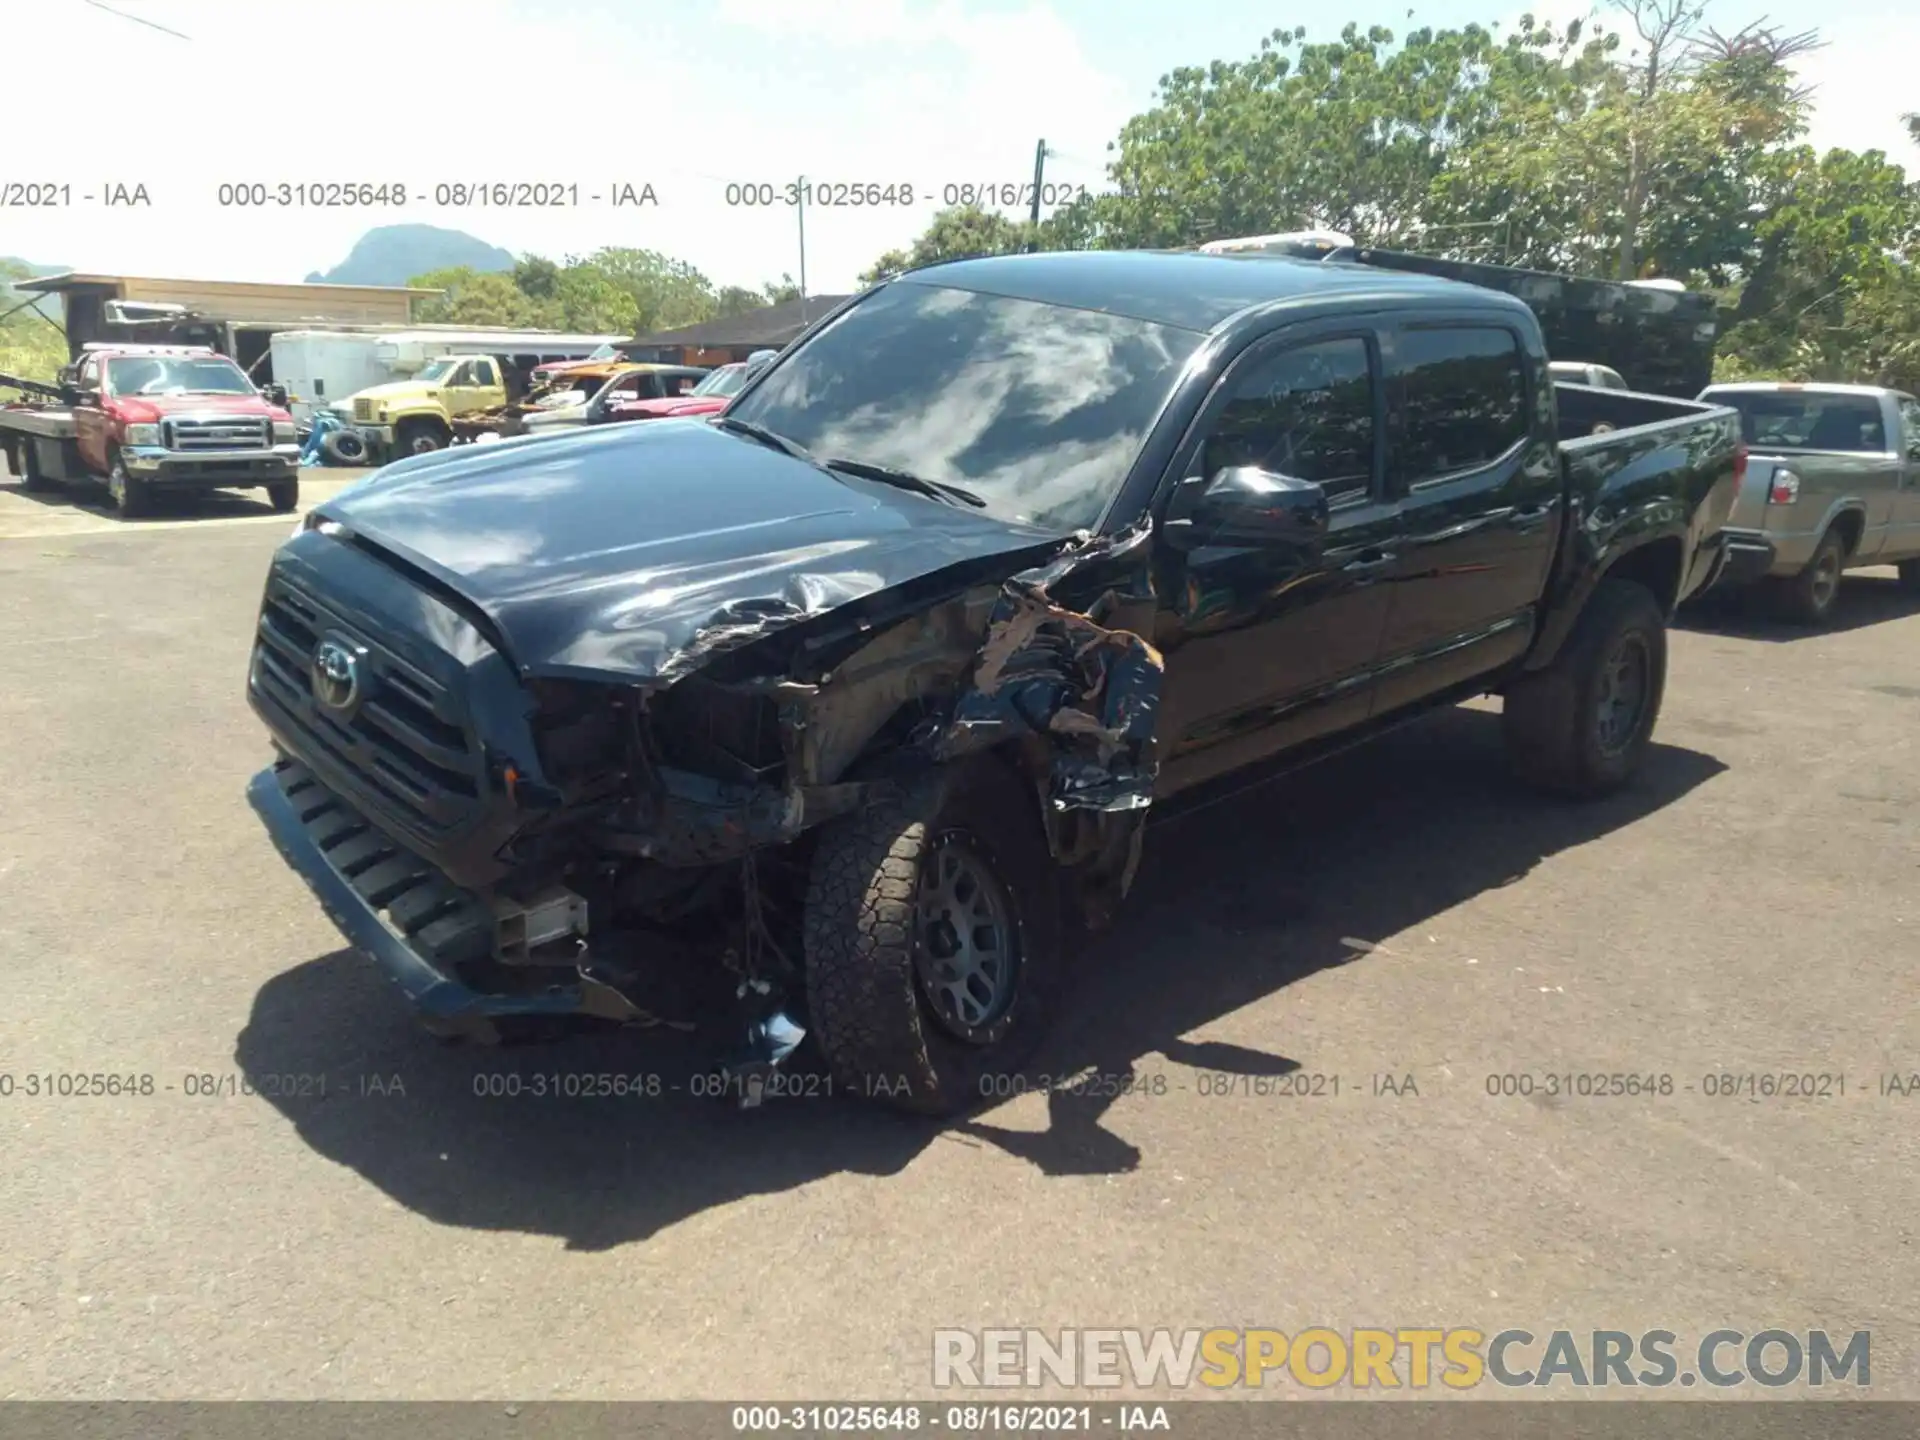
[0,344,299,518]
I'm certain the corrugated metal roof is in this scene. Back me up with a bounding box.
[628,295,856,347]
[15,272,440,296]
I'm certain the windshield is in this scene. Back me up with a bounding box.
[587,343,619,362]
[104,355,254,397]
[693,365,748,398]
[1706,391,1889,453]
[724,282,1204,530]
[414,358,460,384]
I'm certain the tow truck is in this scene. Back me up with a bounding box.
[0,344,299,518]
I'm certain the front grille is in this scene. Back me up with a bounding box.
[249,579,484,843]
[163,415,270,451]
[353,398,374,422]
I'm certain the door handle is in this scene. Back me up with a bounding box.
[1507,503,1554,532]
[1342,549,1396,574]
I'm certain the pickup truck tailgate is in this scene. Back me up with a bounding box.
[1725,453,1783,532]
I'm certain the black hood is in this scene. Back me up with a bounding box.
[316,420,1069,683]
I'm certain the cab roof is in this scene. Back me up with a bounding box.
[899,249,1522,334]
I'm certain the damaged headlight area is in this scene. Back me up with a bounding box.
[249,525,1167,1102]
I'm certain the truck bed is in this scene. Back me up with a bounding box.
[0,407,78,439]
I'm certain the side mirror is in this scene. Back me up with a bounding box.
[744,349,777,379]
[262,383,289,408]
[1162,466,1330,552]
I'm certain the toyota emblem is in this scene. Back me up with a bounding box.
[312,635,363,713]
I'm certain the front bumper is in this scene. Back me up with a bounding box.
[247,759,629,1042]
[124,444,300,487]
[1713,528,1779,589]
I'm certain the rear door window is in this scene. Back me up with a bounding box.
[1394,326,1529,485]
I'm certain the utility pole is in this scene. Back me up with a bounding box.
[1025,140,1049,252]
[797,174,809,324]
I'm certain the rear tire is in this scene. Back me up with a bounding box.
[106,449,151,519]
[17,437,53,493]
[265,478,299,513]
[1776,528,1847,625]
[395,418,446,456]
[1503,578,1668,799]
[803,759,1064,1117]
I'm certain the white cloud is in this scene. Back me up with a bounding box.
[6,0,1134,295]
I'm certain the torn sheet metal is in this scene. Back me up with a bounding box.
[933,522,1164,813]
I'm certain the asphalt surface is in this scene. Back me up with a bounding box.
[1,465,1916,1402]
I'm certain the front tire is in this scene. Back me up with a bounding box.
[1776,528,1847,625]
[1503,578,1668,799]
[106,450,151,519]
[803,759,1063,1117]
[395,418,446,457]
[265,478,299,513]
[1896,559,1920,594]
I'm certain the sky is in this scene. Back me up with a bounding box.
[4,0,1916,296]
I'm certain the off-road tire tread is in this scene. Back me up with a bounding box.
[1503,577,1667,799]
[803,771,951,1113]
[804,761,1061,1117]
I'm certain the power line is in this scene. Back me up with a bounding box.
[80,0,192,39]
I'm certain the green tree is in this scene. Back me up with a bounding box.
[762,274,802,304]
[0,259,68,382]
[1716,145,1920,387]
[581,247,718,333]
[512,254,563,301]
[857,206,1029,284]
[408,266,550,326]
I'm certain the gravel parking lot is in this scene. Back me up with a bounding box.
[1,467,1916,1401]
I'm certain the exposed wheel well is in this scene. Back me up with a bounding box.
[1601,536,1685,615]
[1827,509,1865,558]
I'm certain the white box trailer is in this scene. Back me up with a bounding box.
[270,328,626,424]
[271,332,394,424]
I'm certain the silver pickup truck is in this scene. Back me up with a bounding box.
[1700,382,1920,623]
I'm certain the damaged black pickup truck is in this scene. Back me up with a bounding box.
[245,249,1744,1115]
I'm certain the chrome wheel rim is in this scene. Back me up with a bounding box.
[1810,550,1840,610]
[108,465,125,503]
[913,834,1019,1043]
[407,433,439,455]
[1596,634,1650,756]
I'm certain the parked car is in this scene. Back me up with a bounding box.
[0,344,299,518]
[243,250,1742,1116]
[605,361,751,423]
[1696,382,1920,623]
[1551,361,1630,391]
[522,365,711,433]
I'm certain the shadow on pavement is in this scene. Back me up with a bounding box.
[0,475,286,523]
[236,704,1727,1250]
[1679,570,1920,641]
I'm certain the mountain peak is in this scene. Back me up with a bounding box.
[305,224,515,286]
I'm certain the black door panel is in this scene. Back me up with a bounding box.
[1371,321,1561,717]
[1151,329,1401,796]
